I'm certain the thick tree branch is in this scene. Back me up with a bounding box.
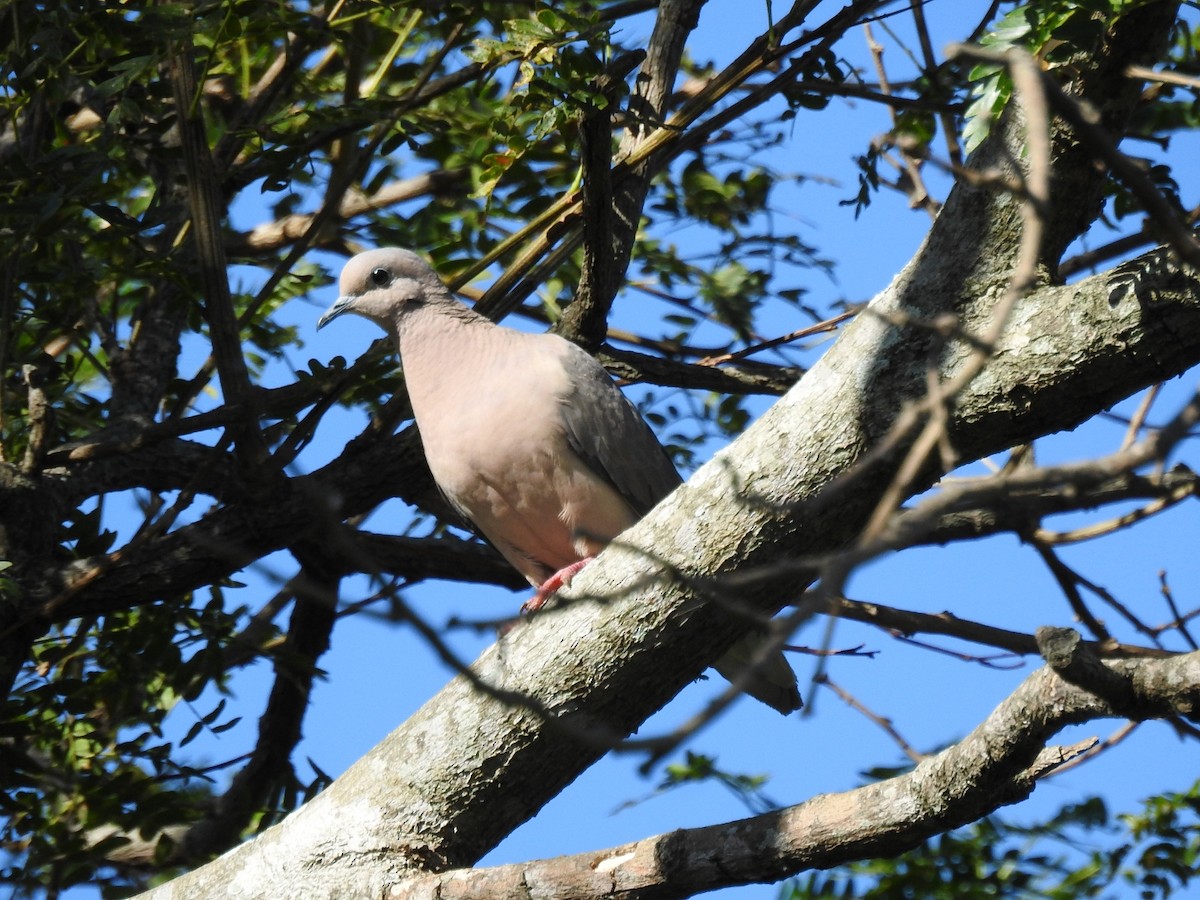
[388,645,1198,900]
[953,42,1200,272]
[126,188,1200,900]
[168,39,269,470]
[179,548,339,862]
[146,643,1200,900]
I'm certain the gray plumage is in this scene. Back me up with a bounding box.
[319,247,801,714]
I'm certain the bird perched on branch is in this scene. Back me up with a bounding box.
[318,247,801,714]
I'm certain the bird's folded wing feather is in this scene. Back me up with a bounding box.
[555,342,683,518]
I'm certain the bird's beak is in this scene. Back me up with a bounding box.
[317,295,355,330]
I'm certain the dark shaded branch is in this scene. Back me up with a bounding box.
[107,281,188,426]
[168,39,269,469]
[46,357,363,471]
[352,532,523,590]
[912,468,1200,546]
[179,548,339,861]
[0,466,65,695]
[825,596,1172,660]
[598,346,802,394]
[556,52,641,350]
[45,438,242,506]
[558,0,706,348]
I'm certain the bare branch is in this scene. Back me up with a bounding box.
[231,169,469,254]
[909,0,961,168]
[816,673,928,763]
[1157,571,1200,651]
[825,595,1172,660]
[1125,64,1200,91]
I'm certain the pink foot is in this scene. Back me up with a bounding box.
[520,557,594,615]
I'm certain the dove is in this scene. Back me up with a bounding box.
[318,247,801,714]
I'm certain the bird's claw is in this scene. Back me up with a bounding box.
[513,557,594,622]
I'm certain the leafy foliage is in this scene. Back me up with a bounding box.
[659,751,780,815]
[963,0,1161,154]
[785,783,1200,899]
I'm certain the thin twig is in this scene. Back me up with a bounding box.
[816,673,927,763]
[698,310,857,366]
[1125,64,1200,91]
[1032,478,1197,545]
[823,595,1171,659]
[1122,384,1163,451]
[1158,571,1200,651]
[858,46,1052,549]
[1044,720,1138,777]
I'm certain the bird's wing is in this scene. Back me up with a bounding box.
[555,340,802,714]
[555,341,683,517]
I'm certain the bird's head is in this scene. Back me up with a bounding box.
[317,248,445,331]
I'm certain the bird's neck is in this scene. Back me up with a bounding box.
[393,301,508,409]
[394,299,492,354]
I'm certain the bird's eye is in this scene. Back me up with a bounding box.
[370,267,391,287]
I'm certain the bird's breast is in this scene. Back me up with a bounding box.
[401,328,638,582]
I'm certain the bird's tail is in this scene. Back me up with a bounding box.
[713,631,803,715]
